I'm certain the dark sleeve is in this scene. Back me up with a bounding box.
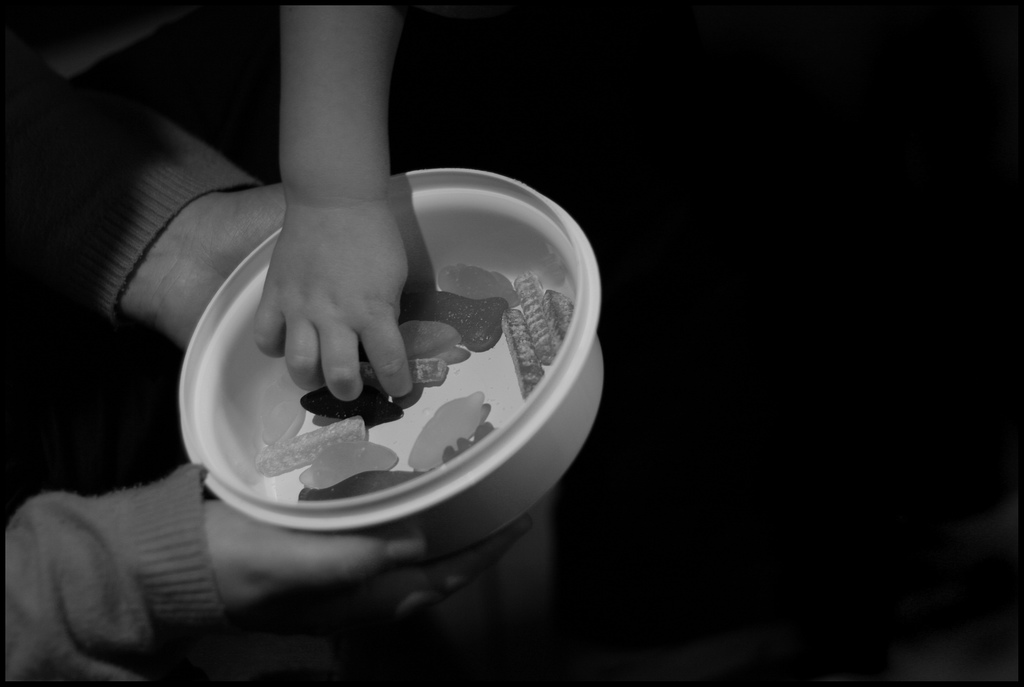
[5,28,260,322]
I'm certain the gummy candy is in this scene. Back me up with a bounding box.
[298,470,420,501]
[514,272,557,365]
[298,441,399,489]
[261,399,306,445]
[399,292,507,352]
[312,414,342,427]
[399,321,462,359]
[442,413,494,463]
[393,383,425,409]
[359,358,448,389]
[300,385,404,427]
[544,289,574,353]
[259,376,306,445]
[409,391,489,471]
[435,345,471,364]
[502,308,544,398]
[256,416,366,477]
[437,264,520,307]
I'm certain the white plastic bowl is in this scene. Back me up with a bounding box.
[180,169,603,557]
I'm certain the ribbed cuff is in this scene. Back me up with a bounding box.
[120,465,227,632]
[87,167,222,324]
[75,93,261,323]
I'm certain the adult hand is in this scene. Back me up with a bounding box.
[253,199,413,401]
[203,500,531,633]
[120,185,287,349]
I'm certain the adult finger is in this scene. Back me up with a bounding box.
[271,519,429,589]
[205,504,430,633]
[320,514,533,628]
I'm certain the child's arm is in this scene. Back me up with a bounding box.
[256,5,412,401]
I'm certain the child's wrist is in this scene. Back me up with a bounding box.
[281,164,391,207]
[283,186,392,209]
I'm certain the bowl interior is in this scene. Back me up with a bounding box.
[182,169,591,524]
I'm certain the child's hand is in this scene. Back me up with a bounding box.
[254,199,413,401]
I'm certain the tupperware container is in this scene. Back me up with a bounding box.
[180,169,603,557]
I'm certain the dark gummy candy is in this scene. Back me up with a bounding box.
[298,470,420,501]
[437,264,520,307]
[441,421,495,464]
[299,385,404,427]
[399,291,507,352]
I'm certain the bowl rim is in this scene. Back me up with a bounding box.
[180,167,601,530]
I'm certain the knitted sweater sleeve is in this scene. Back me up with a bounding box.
[5,28,260,322]
[5,465,227,680]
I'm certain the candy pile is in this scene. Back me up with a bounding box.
[253,261,574,502]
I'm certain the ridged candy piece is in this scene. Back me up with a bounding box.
[298,470,420,501]
[298,441,400,489]
[543,289,574,355]
[502,308,544,399]
[408,391,488,471]
[399,291,506,352]
[359,358,448,388]
[300,385,404,426]
[514,273,557,365]
[255,416,366,477]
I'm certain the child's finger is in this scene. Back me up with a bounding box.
[360,317,413,399]
[285,318,324,390]
[320,324,362,402]
[253,300,287,357]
